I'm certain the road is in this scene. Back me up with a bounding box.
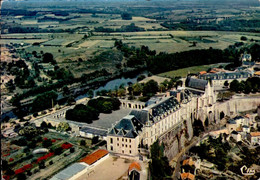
[171,136,200,179]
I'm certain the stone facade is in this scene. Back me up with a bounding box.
[107,78,217,157]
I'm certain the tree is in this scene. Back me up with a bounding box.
[149,141,173,179]
[66,104,99,123]
[132,83,143,96]
[42,139,52,148]
[142,80,158,96]
[32,91,58,112]
[240,36,247,41]
[230,79,240,92]
[121,13,132,20]
[56,122,71,132]
[54,147,63,155]
[42,53,56,64]
[17,173,26,180]
[40,121,48,129]
[92,136,99,145]
[6,80,15,92]
[224,80,229,87]
[80,140,86,146]
[70,147,75,153]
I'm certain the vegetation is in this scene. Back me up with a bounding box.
[66,104,99,123]
[149,140,173,179]
[190,135,231,171]
[32,91,58,112]
[230,77,260,93]
[66,97,121,123]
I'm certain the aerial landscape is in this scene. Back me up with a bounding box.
[1,0,260,179]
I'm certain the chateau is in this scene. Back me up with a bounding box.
[107,77,217,156]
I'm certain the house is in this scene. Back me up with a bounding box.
[231,131,241,142]
[242,125,250,133]
[226,116,250,133]
[250,132,260,145]
[128,162,141,180]
[182,157,195,167]
[226,119,237,133]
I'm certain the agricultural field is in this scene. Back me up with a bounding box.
[158,63,229,78]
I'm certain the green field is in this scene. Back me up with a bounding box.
[157,63,229,78]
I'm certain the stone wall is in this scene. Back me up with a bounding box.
[216,97,260,117]
[159,96,260,161]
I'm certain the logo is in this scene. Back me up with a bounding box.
[240,165,255,176]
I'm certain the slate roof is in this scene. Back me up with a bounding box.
[227,119,236,124]
[231,131,238,135]
[150,97,180,120]
[170,89,192,103]
[80,127,107,136]
[199,71,252,80]
[185,77,208,91]
[129,110,149,125]
[108,115,143,138]
[50,163,88,180]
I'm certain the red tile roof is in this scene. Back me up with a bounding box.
[250,132,260,137]
[80,149,108,165]
[181,172,195,180]
[199,71,207,75]
[129,162,141,172]
[182,157,195,166]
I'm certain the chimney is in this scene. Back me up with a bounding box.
[177,92,181,103]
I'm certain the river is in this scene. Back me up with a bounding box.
[75,71,148,100]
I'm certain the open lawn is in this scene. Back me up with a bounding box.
[157,63,229,78]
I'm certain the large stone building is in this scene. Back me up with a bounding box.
[198,70,252,87]
[107,77,217,157]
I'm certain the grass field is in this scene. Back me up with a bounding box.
[157,63,229,78]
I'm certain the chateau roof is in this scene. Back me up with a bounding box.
[129,110,149,124]
[185,77,208,91]
[108,115,143,138]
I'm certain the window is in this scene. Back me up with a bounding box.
[117,143,119,146]
[122,138,124,142]
[117,138,119,141]
[110,138,113,144]
[130,145,131,148]
[129,150,131,154]
[122,150,124,154]
[129,139,131,143]
[126,145,127,148]
[126,139,127,142]
[111,146,113,151]
[122,144,124,147]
